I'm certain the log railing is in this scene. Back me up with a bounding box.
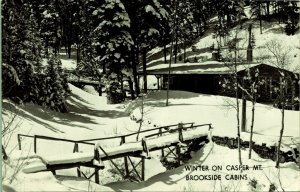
[17,134,94,153]
[17,122,212,154]
[80,122,195,143]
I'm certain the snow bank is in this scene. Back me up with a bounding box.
[83,85,99,95]
[68,83,107,107]
[42,58,76,70]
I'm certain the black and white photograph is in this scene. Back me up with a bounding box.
[1,0,300,191]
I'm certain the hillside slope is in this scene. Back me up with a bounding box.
[145,19,300,73]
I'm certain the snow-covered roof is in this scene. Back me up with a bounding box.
[141,61,262,75]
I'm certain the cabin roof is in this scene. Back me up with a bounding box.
[139,61,260,75]
[139,62,298,75]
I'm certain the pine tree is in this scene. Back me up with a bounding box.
[75,0,102,82]
[59,0,76,58]
[44,55,68,112]
[92,0,133,103]
[124,0,168,93]
[190,0,211,36]
[2,0,43,101]
[175,0,196,62]
[39,0,62,57]
[3,0,70,111]
[284,1,299,35]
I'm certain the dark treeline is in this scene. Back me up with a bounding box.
[2,0,298,110]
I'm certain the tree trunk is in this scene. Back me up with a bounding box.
[278,4,281,24]
[65,45,68,55]
[102,63,106,74]
[292,80,295,110]
[136,94,144,141]
[163,44,167,64]
[174,2,179,64]
[76,42,81,64]
[276,82,285,168]
[167,0,178,106]
[241,78,246,132]
[98,84,102,96]
[131,49,140,96]
[241,97,247,132]
[68,43,71,58]
[266,2,270,21]
[120,73,124,91]
[249,98,255,159]
[166,26,175,107]
[8,41,12,64]
[259,3,262,34]
[128,79,135,100]
[183,38,186,63]
[227,12,231,27]
[234,47,242,165]
[276,104,285,168]
[142,50,147,93]
[174,33,178,64]
[45,40,49,58]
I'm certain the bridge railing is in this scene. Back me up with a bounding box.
[144,123,212,139]
[17,122,211,155]
[81,122,212,149]
[79,122,195,144]
[17,134,95,154]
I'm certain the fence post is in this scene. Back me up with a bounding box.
[177,124,183,166]
[73,143,79,153]
[121,136,129,178]
[176,144,181,166]
[159,128,164,158]
[178,123,183,142]
[141,157,145,181]
[142,138,149,157]
[73,143,81,177]
[18,134,22,150]
[95,167,100,184]
[34,135,37,154]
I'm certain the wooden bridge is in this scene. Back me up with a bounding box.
[18,123,212,184]
[63,69,101,88]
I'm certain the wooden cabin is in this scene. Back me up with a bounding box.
[141,62,300,110]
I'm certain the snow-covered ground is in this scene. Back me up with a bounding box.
[42,57,77,70]
[107,143,300,192]
[2,84,299,191]
[147,20,300,73]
